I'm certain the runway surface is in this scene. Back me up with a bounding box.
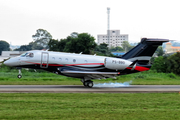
[0,85,180,93]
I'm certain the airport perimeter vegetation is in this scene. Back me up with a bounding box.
[1,66,180,119]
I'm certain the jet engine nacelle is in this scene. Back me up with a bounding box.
[104,58,132,70]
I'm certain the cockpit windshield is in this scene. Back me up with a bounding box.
[20,52,34,57]
[20,53,28,57]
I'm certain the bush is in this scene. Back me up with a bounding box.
[151,56,167,73]
[167,73,176,79]
[166,52,180,75]
[152,52,180,75]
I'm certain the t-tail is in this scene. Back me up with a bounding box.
[119,38,169,75]
[121,38,169,65]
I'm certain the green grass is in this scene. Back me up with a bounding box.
[0,70,80,85]
[0,70,180,85]
[0,93,180,119]
[119,71,180,85]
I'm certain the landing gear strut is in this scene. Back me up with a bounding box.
[17,68,22,79]
[81,79,94,88]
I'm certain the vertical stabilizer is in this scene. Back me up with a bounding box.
[121,38,169,64]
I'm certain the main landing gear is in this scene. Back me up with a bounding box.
[81,79,94,88]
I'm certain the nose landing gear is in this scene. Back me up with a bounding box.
[17,74,22,79]
[17,68,22,79]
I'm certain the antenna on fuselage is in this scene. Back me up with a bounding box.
[79,52,83,54]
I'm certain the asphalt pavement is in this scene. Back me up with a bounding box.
[0,85,180,93]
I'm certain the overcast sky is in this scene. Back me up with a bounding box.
[0,0,180,45]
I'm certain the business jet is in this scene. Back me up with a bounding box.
[4,38,169,88]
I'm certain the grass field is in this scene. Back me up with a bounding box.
[1,68,180,119]
[0,93,180,120]
[0,69,180,85]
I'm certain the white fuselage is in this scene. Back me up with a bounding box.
[5,50,132,71]
[4,50,150,82]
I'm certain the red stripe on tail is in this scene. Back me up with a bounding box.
[135,66,150,71]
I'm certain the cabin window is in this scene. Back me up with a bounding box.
[65,58,68,61]
[73,59,76,63]
[85,60,88,63]
[52,57,55,60]
[59,58,62,61]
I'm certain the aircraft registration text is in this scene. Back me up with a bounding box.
[112,60,125,64]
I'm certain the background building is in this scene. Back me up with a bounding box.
[165,42,180,53]
[97,30,128,47]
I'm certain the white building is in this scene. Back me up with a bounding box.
[1,51,26,57]
[97,30,128,47]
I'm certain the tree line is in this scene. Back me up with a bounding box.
[0,41,10,55]
[0,29,133,56]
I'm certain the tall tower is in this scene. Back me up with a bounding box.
[107,7,110,31]
[107,7,110,47]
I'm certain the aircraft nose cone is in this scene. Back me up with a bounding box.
[4,60,11,66]
[4,58,19,67]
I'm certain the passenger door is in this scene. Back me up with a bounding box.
[41,52,49,68]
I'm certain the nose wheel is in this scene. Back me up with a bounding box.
[17,74,22,79]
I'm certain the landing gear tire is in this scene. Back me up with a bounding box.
[83,82,88,87]
[83,80,93,88]
[87,81,93,88]
[17,74,22,79]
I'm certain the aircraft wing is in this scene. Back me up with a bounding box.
[61,70,120,75]
[61,70,120,80]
